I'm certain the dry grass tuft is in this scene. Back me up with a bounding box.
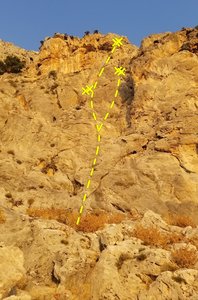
[166,232,185,244]
[132,224,187,249]
[165,213,196,228]
[171,247,198,268]
[76,212,126,233]
[132,224,169,247]
[0,209,6,223]
[116,253,131,270]
[27,208,68,223]
[27,208,126,232]
[187,237,198,250]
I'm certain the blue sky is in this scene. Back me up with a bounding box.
[0,0,197,50]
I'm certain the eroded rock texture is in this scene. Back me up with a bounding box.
[0,28,198,299]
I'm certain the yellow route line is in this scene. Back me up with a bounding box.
[90,100,94,109]
[76,37,125,225]
[110,100,115,109]
[92,112,97,121]
[80,205,84,214]
[98,67,105,77]
[104,112,109,121]
[86,179,91,189]
[90,167,94,176]
[105,56,111,64]
[83,194,87,202]
[96,145,100,156]
[96,123,103,132]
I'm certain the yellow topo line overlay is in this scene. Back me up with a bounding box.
[90,168,94,176]
[104,112,109,121]
[92,112,97,121]
[90,100,94,109]
[96,145,100,156]
[77,37,125,225]
[114,89,119,97]
[98,67,105,77]
[110,100,115,109]
[86,179,91,189]
[83,194,87,202]
[105,56,111,64]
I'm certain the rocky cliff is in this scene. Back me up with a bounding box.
[0,28,198,299]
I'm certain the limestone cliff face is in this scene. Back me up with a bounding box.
[0,28,198,299]
[35,33,137,75]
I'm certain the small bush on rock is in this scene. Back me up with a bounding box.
[0,61,6,75]
[84,31,90,36]
[83,44,96,53]
[132,224,169,247]
[98,42,112,51]
[77,212,126,232]
[165,213,196,228]
[0,55,25,75]
[48,70,57,80]
[171,247,198,268]
[4,55,25,73]
[27,208,126,232]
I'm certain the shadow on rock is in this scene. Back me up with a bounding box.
[119,75,135,127]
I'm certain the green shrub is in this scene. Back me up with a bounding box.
[48,70,57,80]
[0,61,6,75]
[0,55,25,75]
[4,55,25,73]
[84,31,90,36]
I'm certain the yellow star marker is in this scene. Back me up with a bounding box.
[112,37,123,48]
[114,66,126,76]
[82,85,94,96]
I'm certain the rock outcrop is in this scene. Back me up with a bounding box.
[0,246,27,299]
[0,27,198,299]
